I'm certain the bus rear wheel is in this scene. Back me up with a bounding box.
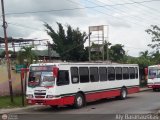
[74,93,85,109]
[119,88,127,100]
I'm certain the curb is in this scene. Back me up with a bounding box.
[140,88,152,92]
[0,105,42,114]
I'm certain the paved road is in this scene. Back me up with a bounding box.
[2,90,160,120]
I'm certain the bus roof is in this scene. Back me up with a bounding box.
[30,62,138,67]
[148,65,160,68]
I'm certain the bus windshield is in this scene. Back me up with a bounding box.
[148,68,160,79]
[28,71,55,87]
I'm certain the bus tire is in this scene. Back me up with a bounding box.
[119,88,127,100]
[74,93,85,109]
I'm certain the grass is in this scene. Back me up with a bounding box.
[0,95,27,108]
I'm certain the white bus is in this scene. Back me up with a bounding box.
[147,65,160,91]
[26,62,139,108]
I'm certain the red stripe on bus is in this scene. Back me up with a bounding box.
[86,89,120,102]
[127,87,139,94]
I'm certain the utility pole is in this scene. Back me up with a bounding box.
[1,0,13,102]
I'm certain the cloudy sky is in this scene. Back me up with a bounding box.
[0,0,160,57]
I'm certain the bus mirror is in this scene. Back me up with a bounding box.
[53,67,59,78]
[144,68,148,75]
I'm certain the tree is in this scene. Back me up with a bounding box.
[151,51,160,64]
[1,50,15,58]
[44,22,88,61]
[109,44,125,62]
[90,41,111,61]
[17,46,37,66]
[146,25,160,50]
[139,50,150,59]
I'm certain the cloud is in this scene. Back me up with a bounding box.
[1,0,160,57]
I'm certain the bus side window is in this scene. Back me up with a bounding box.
[135,67,138,79]
[123,67,129,80]
[71,67,79,84]
[115,67,122,80]
[90,67,99,82]
[79,67,89,83]
[57,70,69,86]
[108,67,115,81]
[99,67,107,81]
[129,67,135,79]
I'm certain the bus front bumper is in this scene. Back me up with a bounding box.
[26,96,75,106]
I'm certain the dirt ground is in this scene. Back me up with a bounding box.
[0,64,22,96]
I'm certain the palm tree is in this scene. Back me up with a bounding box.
[139,50,150,59]
[17,46,37,66]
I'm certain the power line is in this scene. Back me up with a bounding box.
[0,19,43,31]
[94,0,160,26]
[119,0,160,25]
[129,0,160,13]
[3,0,160,16]
[85,0,156,27]
[66,0,147,27]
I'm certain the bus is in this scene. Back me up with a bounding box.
[147,65,160,91]
[26,62,139,108]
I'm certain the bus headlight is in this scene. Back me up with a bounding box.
[46,95,55,98]
[27,94,33,98]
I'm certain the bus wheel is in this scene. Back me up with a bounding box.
[74,93,85,109]
[119,88,127,100]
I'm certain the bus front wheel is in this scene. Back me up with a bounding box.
[74,93,85,109]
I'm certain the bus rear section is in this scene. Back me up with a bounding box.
[147,65,160,91]
[26,63,139,108]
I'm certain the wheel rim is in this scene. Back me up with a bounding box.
[122,90,126,98]
[77,96,83,107]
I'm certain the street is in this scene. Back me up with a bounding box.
[2,90,160,120]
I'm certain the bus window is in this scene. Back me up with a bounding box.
[123,67,129,80]
[135,67,138,79]
[99,67,107,81]
[108,67,115,81]
[129,67,135,79]
[79,67,89,83]
[71,67,79,84]
[28,71,55,87]
[115,67,122,80]
[90,67,99,82]
[40,72,55,87]
[57,70,69,86]
[28,72,41,87]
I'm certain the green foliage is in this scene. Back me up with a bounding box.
[17,46,37,66]
[90,41,111,61]
[0,96,27,108]
[44,22,88,61]
[0,50,15,58]
[146,25,160,50]
[109,44,125,62]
